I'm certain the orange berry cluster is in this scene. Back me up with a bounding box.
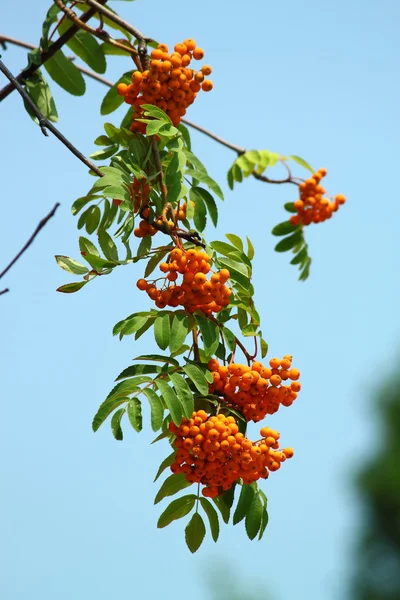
[116,39,213,133]
[137,247,232,314]
[289,168,346,226]
[168,411,294,497]
[207,357,301,422]
[133,200,191,239]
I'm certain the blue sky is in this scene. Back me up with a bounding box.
[1,1,399,599]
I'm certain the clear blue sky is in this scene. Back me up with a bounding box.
[1,1,399,599]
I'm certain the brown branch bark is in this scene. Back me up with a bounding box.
[0,203,60,295]
[0,0,109,102]
[0,58,103,176]
[0,35,300,186]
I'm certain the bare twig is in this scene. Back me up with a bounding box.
[0,58,103,176]
[0,203,60,294]
[53,0,140,63]
[82,0,150,42]
[181,118,247,155]
[0,0,109,102]
[0,35,300,186]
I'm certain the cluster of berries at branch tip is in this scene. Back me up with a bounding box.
[169,411,294,497]
[290,168,346,226]
[208,357,301,422]
[116,38,213,133]
[137,247,231,314]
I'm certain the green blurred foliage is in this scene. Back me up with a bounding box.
[351,373,400,600]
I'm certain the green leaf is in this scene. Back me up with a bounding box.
[134,354,179,367]
[245,491,263,540]
[24,71,58,122]
[177,123,191,149]
[271,221,299,236]
[58,20,106,73]
[189,188,207,232]
[72,194,101,216]
[183,148,207,172]
[260,337,268,358]
[98,230,119,261]
[142,388,164,431]
[169,373,194,419]
[100,71,132,115]
[185,168,223,200]
[154,473,192,505]
[79,236,100,257]
[192,187,218,226]
[55,255,89,275]
[222,484,236,509]
[56,281,87,293]
[233,484,255,525]
[41,4,61,51]
[284,202,297,213]
[290,247,308,265]
[212,495,230,524]
[157,494,197,528]
[182,364,209,395]
[299,258,312,281]
[141,103,172,123]
[185,512,206,553]
[154,452,176,482]
[258,490,269,540]
[44,48,85,95]
[104,376,151,403]
[199,498,219,542]
[196,314,219,356]
[111,407,125,440]
[92,397,129,432]
[225,233,243,251]
[274,231,303,252]
[127,398,142,432]
[115,364,161,381]
[154,313,171,351]
[155,380,182,426]
[246,236,255,260]
[169,313,190,354]
[290,155,314,173]
[90,146,118,161]
[85,205,101,234]
[113,313,151,337]
[144,249,170,278]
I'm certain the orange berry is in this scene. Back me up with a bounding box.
[193,47,204,60]
[174,43,187,56]
[201,80,213,92]
[201,65,212,76]
[117,83,128,96]
[289,368,300,381]
[184,38,196,51]
[136,278,148,291]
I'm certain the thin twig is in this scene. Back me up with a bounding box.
[0,58,103,176]
[0,203,60,292]
[0,0,109,102]
[0,35,300,186]
[53,0,140,62]
[82,0,150,42]
[181,118,247,155]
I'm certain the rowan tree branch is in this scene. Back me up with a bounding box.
[53,0,140,63]
[0,0,109,102]
[0,34,299,185]
[0,203,60,295]
[0,58,104,176]
[82,0,150,42]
